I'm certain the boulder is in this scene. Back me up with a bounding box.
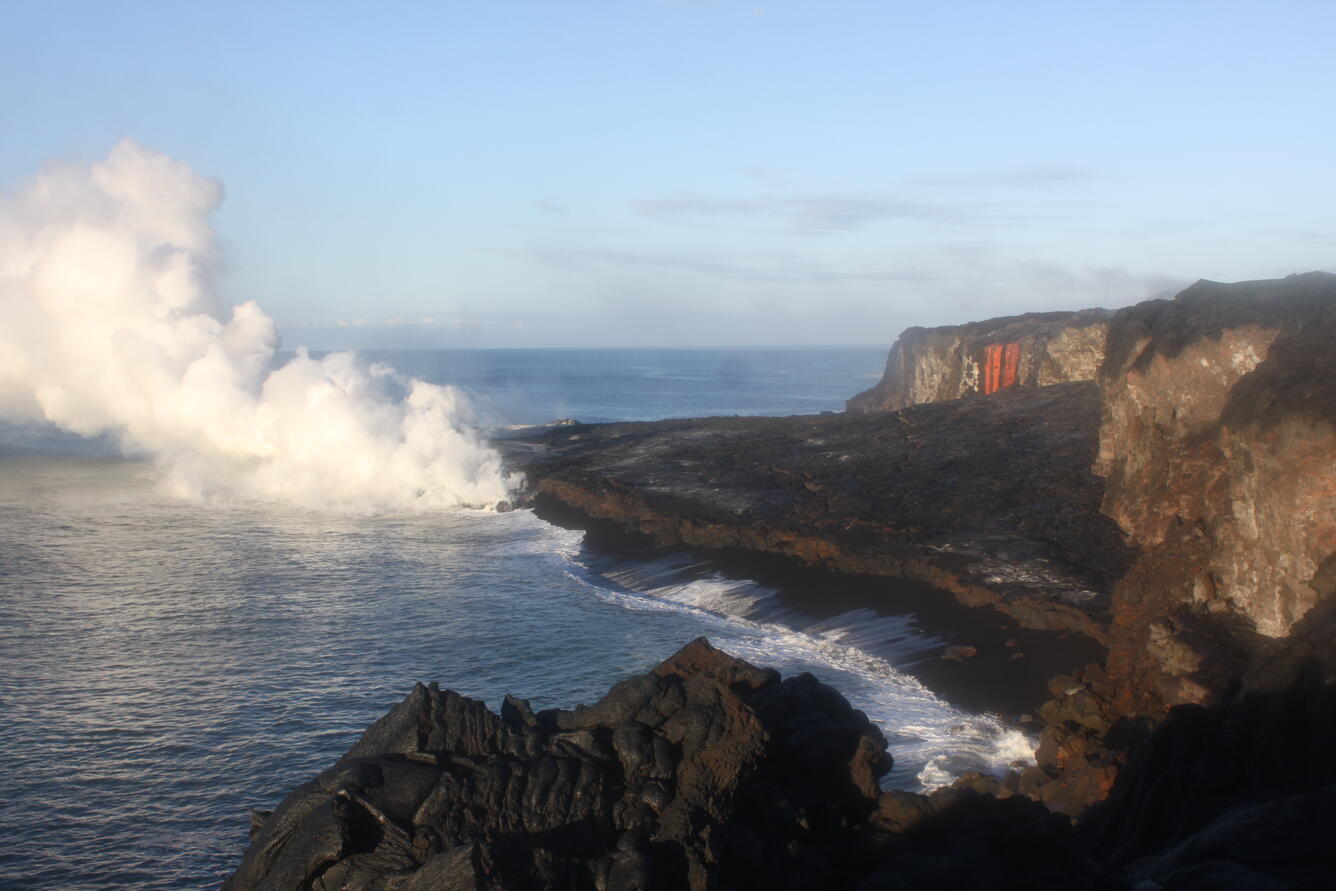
[226,639,892,890]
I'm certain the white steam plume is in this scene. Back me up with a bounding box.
[0,141,513,510]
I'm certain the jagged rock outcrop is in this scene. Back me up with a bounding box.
[1094,272,1336,715]
[226,639,894,890]
[500,381,1134,643]
[228,640,1115,890]
[230,636,1336,889]
[847,308,1112,413]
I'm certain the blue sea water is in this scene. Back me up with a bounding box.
[0,348,1034,890]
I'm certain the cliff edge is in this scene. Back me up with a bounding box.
[847,307,1113,413]
[500,381,1134,644]
[1017,271,1336,813]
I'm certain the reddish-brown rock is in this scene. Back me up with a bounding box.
[1095,272,1336,715]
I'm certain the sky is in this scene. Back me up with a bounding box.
[2,0,1333,348]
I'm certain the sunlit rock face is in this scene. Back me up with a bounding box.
[1094,272,1336,713]
[847,308,1112,413]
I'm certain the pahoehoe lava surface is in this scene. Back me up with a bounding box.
[500,380,1135,641]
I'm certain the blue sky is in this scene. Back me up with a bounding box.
[3,0,1333,347]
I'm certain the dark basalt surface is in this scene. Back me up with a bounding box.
[229,633,1336,889]
[226,638,896,890]
[1081,594,1336,889]
[499,380,1136,642]
[227,639,1107,890]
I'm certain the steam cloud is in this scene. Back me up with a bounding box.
[0,141,513,510]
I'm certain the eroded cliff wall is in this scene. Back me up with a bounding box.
[851,274,1336,716]
[847,308,1112,413]
[1093,272,1336,713]
[849,273,1336,817]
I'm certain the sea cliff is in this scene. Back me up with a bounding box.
[498,272,1336,812]
[846,307,1113,413]
[1036,272,1336,808]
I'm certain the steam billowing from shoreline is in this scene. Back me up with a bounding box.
[0,141,513,510]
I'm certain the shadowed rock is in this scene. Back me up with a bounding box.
[1080,595,1336,889]
[229,633,1336,889]
[226,639,895,890]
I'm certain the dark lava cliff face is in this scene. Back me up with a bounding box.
[498,271,1336,824]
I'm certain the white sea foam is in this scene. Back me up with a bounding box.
[0,142,512,510]
[487,508,586,559]
[569,552,1036,791]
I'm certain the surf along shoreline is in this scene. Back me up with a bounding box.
[524,490,1106,724]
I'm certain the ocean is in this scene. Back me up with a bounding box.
[0,347,1035,890]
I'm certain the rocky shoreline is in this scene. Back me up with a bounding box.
[495,272,1336,817]
[230,273,1336,887]
[527,501,1107,720]
[228,633,1335,889]
[499,380,1133,642]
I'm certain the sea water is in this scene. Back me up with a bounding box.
[0,348,1033,890]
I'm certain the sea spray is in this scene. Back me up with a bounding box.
[572,550,1038,789]
[0,141,512,509]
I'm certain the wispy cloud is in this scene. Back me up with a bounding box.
[1271,228,1336,244]
[740,164,787,185]
[530,199,566,214]
[634,162,1100,232]
[337,314,482,329]
[632,192,1022,231]
[910,163,1104,190]
[513,246,928,284]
